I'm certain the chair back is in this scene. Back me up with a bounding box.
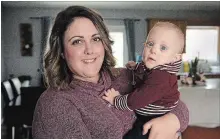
[1,76,32,127]
[9,78,22,105]
[10,78,22,95]
[1,81,15,106]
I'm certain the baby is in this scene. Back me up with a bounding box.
[103,22,184,139]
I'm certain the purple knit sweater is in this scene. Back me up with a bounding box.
[32,69,188,139]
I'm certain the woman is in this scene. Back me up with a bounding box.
[32,6,188,139]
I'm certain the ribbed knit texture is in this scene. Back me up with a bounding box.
[32,69,188,139]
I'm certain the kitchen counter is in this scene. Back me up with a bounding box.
[178,79,220,90]
[179,79,220,127]
[204,73,220,78]
[177,74,220,83]
[178,72,220,77]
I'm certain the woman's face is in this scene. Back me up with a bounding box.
[63,17,105,83]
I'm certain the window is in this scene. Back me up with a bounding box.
[183,26,219,62]
[108,25,128,67]
[109,32,124,67]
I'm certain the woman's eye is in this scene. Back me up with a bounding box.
[93,37,101,42]
[72,40,82,45]
[160,45,167,51]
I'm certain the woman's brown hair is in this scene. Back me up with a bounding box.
[44,6,116,90]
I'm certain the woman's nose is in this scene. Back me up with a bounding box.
[84,42,93,55]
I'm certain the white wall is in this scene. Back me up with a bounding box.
[2,6,219,85]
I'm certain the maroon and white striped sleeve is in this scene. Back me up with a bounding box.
[114,94,133,111]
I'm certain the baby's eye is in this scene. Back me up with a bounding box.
[146,42,154,47]
[93,37,101,42]
[160,45,167,51]
[72,39,82,45]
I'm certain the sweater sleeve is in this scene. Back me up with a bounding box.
[32,91,92,139]
[115,70,173,110]
[170,100,189,132]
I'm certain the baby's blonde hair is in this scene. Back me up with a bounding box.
[151,21,185,54]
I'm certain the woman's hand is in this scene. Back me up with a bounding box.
[142,113,180,139]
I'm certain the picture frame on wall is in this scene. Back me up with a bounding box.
[19,23,33,56]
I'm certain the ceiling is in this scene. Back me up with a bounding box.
[2,1,220,11]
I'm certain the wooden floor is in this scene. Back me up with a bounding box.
[182,126,220,139]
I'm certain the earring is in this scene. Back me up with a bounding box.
[61,53,64,59]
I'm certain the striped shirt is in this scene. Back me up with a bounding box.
[114,60,182,116]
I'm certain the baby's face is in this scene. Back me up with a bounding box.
[142,26,182,69]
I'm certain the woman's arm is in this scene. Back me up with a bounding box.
[142,100,189,139]
[32,91,92,139]
[169,100,189,132]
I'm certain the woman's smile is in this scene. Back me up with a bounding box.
[82,58,97,63]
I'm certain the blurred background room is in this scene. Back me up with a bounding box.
[1,1,220,139]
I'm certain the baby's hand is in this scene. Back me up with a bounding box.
[126,61,137,70]
[102,88,120,105]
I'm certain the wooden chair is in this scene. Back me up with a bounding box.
[1,76,32,139]
[20,86,46,139]
[1,80,23,139]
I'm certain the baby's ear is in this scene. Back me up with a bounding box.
[173,54,182,62]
